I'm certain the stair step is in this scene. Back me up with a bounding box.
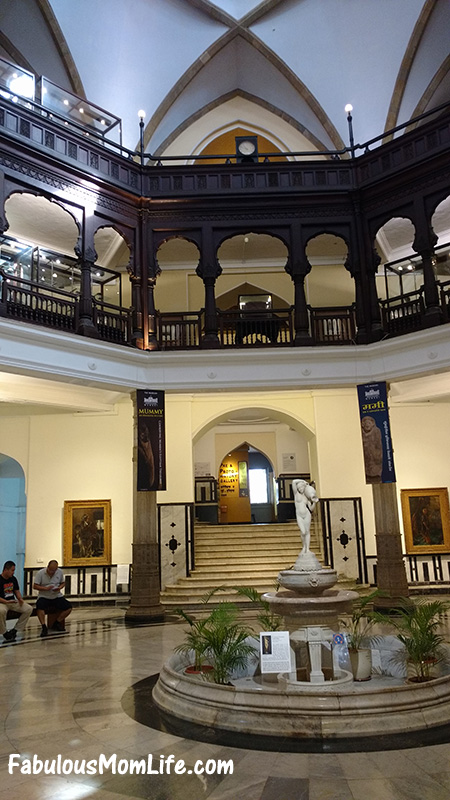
[161,520,324,610]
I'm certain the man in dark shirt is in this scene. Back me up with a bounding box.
[0,561,33,642]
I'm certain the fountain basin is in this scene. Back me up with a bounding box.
[277,567,338,595]
[153,653,450,739]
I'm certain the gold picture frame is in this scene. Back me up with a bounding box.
[401,488,450,554]
[63,500,111,566]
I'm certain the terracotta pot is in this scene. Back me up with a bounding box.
[349,648,372,681]
[406,658,438,683]
[184,665,214,676]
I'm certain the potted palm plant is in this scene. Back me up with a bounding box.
[175,595,258,684]
[389,599,449,683]
[340,589,381,681]
[174,609,212,675]
[198,602,257,685]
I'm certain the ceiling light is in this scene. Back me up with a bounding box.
[63,99,69,106]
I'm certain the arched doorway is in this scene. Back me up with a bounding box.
[218,443,276,524]
[193,403,314,526]
[0,455,26,581]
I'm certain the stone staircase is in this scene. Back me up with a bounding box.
[160,521,324,610]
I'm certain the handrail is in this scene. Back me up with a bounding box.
[144,100,450,164]
[0,267,77,298]
[3,70,449,166]
[379,286,424,306]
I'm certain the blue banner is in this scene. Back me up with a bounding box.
[357,382,396,484]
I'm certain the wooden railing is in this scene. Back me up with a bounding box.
[309,305,356,344]
[93,299,133,344]
[380,288,425,335]
[0,271,77,331]
[0,269,133,343]
[156,311,203,349]
[3,270,450,349]
[217,307,294,346]
[440,280,450,321]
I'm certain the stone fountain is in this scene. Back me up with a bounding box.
[152,479,450,740]
[262,478,358,684]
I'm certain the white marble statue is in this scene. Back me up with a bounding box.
[292,479,319,556]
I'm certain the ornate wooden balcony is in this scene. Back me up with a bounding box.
[4,267,449,348]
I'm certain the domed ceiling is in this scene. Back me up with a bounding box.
[0,0,449,154]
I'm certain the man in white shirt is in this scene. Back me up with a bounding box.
[33,560,72,637]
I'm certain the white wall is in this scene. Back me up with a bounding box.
[2,385,448,573]
[0,399,133,566]
[390,402,450,537]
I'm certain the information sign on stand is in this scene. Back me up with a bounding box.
[259,631,292,674]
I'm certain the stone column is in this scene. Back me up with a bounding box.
[126,392,165,623]
[372,482,409,609]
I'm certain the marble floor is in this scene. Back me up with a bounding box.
[1,607,450,800]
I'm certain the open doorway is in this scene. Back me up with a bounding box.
[218,444,275,524]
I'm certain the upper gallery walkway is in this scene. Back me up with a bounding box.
[1,59,450,352]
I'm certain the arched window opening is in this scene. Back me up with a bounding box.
[93,227,131,309]
[305,234,354,344]
[375,217,418,301]
[431,196,450,280]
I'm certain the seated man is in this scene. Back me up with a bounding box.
[33,559,72,637]
[0,560,33,642]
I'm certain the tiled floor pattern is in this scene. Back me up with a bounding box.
[1,608,450,799]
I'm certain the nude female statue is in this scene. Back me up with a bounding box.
[292,479,319,554]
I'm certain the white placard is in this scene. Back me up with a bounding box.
[194,462,211,477]
[282,453,297,472]
[260,631,292,674]
[116,564,130,585]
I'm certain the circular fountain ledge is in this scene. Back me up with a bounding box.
[152,653,450,739]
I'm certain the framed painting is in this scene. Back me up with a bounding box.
[63,499,111,566]
[401,488,450,554]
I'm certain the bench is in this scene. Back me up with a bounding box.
[7,607,59,628]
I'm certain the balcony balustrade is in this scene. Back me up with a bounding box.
[5,265,447,348]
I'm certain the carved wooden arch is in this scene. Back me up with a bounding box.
[91,221,134,275]
[300,223,352,272]
[302,226,351,253]
[426,188,450,227]
[152,232,202,283]
[3,188,81,242]
[367,211,416,248]
[214,227,290,263]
